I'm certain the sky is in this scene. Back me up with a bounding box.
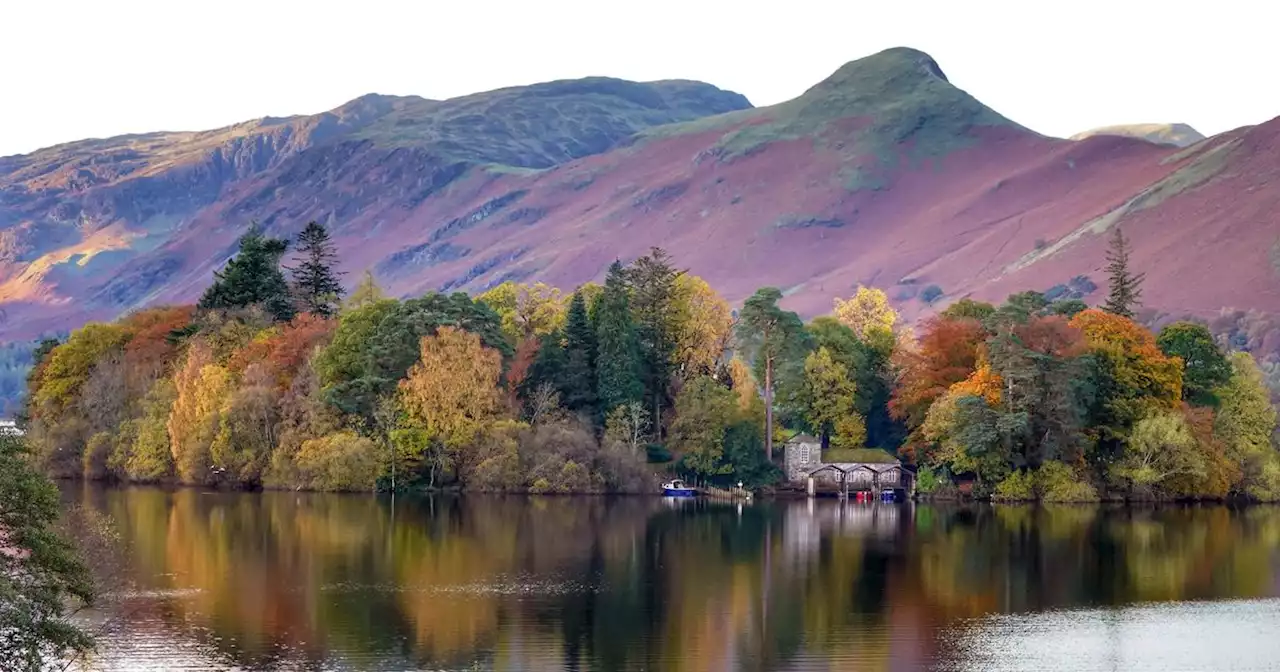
[3,0,1279,157]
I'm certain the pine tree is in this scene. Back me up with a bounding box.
[559,291,598,417]
[595,261,644,415]
[288,221,344,318]
[628,247,682,439]
[736,287,809,458]
[1104,227,1144,319]
[199,224,294,321]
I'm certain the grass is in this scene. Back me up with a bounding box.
[822,447,898,464]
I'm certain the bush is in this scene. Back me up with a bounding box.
[295,431,380,491]
[1037,461,1100,502]
[920,285,944,304]
[915,465,941,494]
[993,469,1036,501]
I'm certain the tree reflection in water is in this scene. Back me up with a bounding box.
[64,485,1280,671]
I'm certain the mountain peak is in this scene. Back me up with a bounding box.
[815,47,949,93]
[1069,123,1205,148]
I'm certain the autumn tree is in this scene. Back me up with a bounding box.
[834,285,898,340]
[343,270,385,312]
[889,315,986,442]
[1070,309,1182,443]
[736,287,809,457]
[1214,352,1280,499]
[478,281,566,347]
[1112,411,1203,497]
[166,342,231,485]
[595,261,643,414]
[1157,321,1232,405]
[398,326,504,486]
[670,274,734,382]
[288,221,344,317]
[199,224,295,322]
[1103,226,1144,319]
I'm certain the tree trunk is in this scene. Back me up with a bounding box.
[764,356,774,460]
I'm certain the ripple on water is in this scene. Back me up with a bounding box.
[938,598,1280,672]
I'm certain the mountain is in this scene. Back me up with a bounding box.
[1,47,1278,344]
[1070,123,1206,147]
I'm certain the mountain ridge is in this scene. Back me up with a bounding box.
[0,47,1277,344]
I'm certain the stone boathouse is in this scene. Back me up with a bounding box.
[784,434,914,498]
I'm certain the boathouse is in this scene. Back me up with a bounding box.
[784,434,913,498]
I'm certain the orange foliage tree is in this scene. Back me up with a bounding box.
[1069,309,1183,439]
[889,316,987,433]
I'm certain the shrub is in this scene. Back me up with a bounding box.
[993,469,1036,501]
[1038,461,1100,502]
[915,465,941,494]
[646,443,673,463]
[920,285,944,304]
[295,431,379,492]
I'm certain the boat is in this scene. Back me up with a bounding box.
[662,479,697,497]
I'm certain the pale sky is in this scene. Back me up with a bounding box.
[3,0,1278,157]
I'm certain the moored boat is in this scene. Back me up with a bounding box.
[662,479,697,497]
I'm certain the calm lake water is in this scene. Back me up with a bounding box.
[61,485,1280,671]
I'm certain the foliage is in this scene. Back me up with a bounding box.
[1157,321,1232,405]
[287,221,344,318]
[167,342,231,485]
[294,431,379,491]
[736,287,809,455]
[0,434,95,668]
[671,274,733,382]
[199,224,295,321]
[670,376,736,478]
[833,285,898,340]
[1112,411,1201,496]
[343,270,385,312]
[477,281,566,347]
[890,315,986,448]
[940,298,995,321]
[1037,461,1100,502]
[595,261,644,414]
[1214,352,1280,500]
[628,248,682,436]
[1071,309,1182,441]
[1103,226,1144,319]
[798,347,864,449]
[993,469,1036,501]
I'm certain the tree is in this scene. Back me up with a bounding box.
[478,281,566,347]
[671,274,733,383]
[1113,411,1203,495]
[1103,226,1144,318]
[799,347,864,449]
[834,286,898,340]
[605,401,650,453]
[558,291,599,417]
[167,342,230,485]
[595,261,643,415]
[941,298,996,321]
[670,376,736,478]
[287,221,344,318]
[889,315,986,437]
[628,248,683,436]
[1214,352,1280,499]
[736,287,809,457]
[1071,309,1183,442]
[199,224,295,321]
[0,434,95,669]
[1157,321,1232,405]
[398,326,504,486]
[343,270,385,313]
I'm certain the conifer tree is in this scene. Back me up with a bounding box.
[288,221,344,318]
[628,247,682,438]
[736,287,809,457]
[199,224,294,321]
[560,291,599,417]
[595,261,643,415]
[1104,227,1144,319]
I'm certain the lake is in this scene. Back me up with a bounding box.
[61,485,1280,671]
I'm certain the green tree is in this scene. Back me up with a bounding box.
[628,248,682,438]
[670,376,735,478]
[941,298,996,321]
[799,347,864,449]
[558,291,599,417]
[736,287,809,457]
[342,270,385,313]
[807,316,899,449]
[288,221,344,318]
[199,224,295,321]
[595,261,643,415]
[1214,352,1280,499]
[1103,226,1144,319]
[0,434,95,668]
[1157,321,1232,405]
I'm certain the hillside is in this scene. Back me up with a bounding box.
[1070,123,1206,147]
[1,47,1278,346]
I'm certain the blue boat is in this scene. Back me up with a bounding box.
[662,479,697,497]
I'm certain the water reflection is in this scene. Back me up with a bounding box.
[65,485,1280,671]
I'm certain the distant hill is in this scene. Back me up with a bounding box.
[1,47,1278,346]
[1070,123,1206,147]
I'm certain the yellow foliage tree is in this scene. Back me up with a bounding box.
[398,326,504,482]
[478,281,566,346]
[833,286,898,340]
[671,274,734,381]
[167,342,231,485]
